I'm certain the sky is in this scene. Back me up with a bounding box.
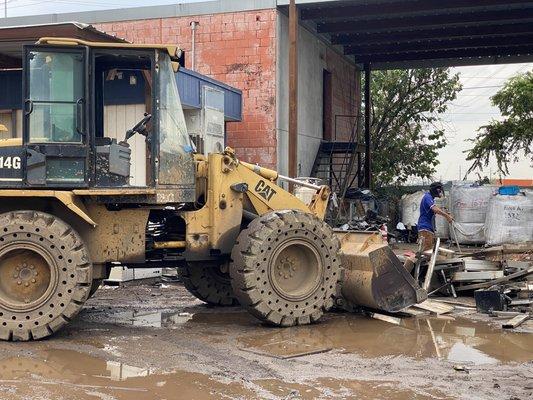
[4,0,532,182]
[435,63,532,182]
[2,0,200,17]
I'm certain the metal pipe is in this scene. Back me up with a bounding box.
[190,21,199,70]
[240,160,321,190]
[278,175,322,191]
[153,241,187,249]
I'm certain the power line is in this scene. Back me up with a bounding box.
[461,85,503,90]
[5,0,133,10]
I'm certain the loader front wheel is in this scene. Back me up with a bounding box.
[230,210,342,327]
[178,262,238,306]
[0,211,92,341]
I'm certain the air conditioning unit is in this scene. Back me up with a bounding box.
[186,85,225,155]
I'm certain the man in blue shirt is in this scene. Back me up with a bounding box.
[418,182,454,251]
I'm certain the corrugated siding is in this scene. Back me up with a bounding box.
[177,68,242,121]
[176,69,201,109]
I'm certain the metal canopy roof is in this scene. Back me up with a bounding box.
[281,0,533,69]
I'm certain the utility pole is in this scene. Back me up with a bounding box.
[288,0,298,186]
[4,0,7,18]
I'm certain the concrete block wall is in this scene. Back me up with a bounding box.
[95,9,278,168]
[96,9,358,174]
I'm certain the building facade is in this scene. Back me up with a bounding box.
[94,8,359,175]
[1,0,360,176]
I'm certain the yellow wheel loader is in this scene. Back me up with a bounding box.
[0,38,425,341]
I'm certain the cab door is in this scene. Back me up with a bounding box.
[23,46,89,187]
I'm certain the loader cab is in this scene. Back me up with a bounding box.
[21,40,195,189]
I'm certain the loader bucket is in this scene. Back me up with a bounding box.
[335,231,427,312]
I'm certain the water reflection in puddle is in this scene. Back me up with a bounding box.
[0,349,436,400]
[90,308,532,365]
[0,349,255,400]
[238,314,533,365]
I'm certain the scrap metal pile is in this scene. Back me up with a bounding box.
[400,241,532,329]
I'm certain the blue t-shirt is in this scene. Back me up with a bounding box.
[418,192,435,232]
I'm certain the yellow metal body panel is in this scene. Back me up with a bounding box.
[181,151,329,259]
[0,190,96,226]
[72,188,156,196]
[0,138,22,148]
[37,37,183,62]
[82,203,149,264]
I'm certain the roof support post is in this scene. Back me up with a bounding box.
[364,63,371,188]
[357,68,363,188]
[288,0,298,185]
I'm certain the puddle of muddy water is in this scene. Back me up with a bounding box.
[0,349,256,400]
[88,307,532,365]
[238,313,533,365]
[255,377,444,400]
[85,308,253,329]
[0,349,438,400]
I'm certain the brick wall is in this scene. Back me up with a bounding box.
[95,8,278,168]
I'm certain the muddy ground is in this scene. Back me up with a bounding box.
[0,282,531,400]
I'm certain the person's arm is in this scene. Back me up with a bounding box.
[431,205,454,223]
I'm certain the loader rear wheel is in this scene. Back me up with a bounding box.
[0,211,92,341]
[230,210,342,327]
[178,262,238,306]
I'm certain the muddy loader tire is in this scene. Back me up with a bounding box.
[230,210,342,327]
[178,263,238,306]
[0,211,92,341]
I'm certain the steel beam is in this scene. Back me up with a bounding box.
[354,45,533,64]
[316,8,531,34]
[301,0,529,21]
[345,34,533,56]
[331,22,533,46]
[288,0,298,182]
[370,53,533,70]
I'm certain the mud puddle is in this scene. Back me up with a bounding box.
[238,313,533,364]
[0,348,437,400]
[0,348,256,400]
[87,305,532,365]
[84,307,254,329]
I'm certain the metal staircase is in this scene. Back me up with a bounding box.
[311,117,365,198]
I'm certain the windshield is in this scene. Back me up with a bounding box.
[157,53,195,185]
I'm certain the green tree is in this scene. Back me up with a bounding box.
[466,70,533,175]
[366,68,461,187]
